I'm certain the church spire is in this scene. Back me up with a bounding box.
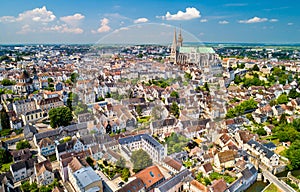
[171,28,177,52]
[178,25,183,47]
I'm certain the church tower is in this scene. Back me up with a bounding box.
[178,26,183,47]
[170,28,178,64]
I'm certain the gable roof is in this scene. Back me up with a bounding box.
[117,178,144,192]
[156,169,191,191]
[134,165,164,189]
[163,157,182,171]
[35,160,53,176]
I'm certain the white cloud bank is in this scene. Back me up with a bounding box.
[239,16,268,24]
[134,18,148,24]
[159,7,201,20]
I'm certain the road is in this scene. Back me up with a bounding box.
[262,168,296,192]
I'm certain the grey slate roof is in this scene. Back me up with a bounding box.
[118,134,163,149]
[156,169,191,191]
[247,139,276,159]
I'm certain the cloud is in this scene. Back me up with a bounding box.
[112,27,129,33]
[60,13,85,26]
[42,24,83,34]
[134,18,148,24]
[1,6,56,23]
[269,19,278,22]
[239,16,268,24]
[288,23,293,26]
[219,20,229,24]
[159,7,201,20]
[92,18,111,33]
[200,19,208,23]
[224,3,248,7]
[17,24,35,34]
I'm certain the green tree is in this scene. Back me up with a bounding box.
[256,127,267,136]
[170,91,179,98]
[131,149,152,173]
[252,64,259,71]
[47,78,54,83]
[279,113,288,125]
[49,107,73,128]
[1,79,16,86]
[184,72,192,80]
[204,82,210,92]
[70,72,79,83]
[234,75,242,85]
[170,102,180,118]
[21,181,31,192]
[0,148,12,165]
[135,105,142,116]
[121,167,130,182]
[269,99,277,107]
[0,109,10,130]
[86,157,94,167]
[288,88,300,99]
[277,93,288,104]
[67,92,79,110]
[16,140,31,150]
[116,157,126,168]
[286,140,300,170]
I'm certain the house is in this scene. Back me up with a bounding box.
[227,164,257,192]
[89,145,103,161]
[117,178,145,192]
[21,109,43,124]
[214,150,238,169]
[162,157,184,175]
[0,172,15,192]
[135,165,165,191]
[199,163,213,177]
[11,148,32,162]
[39,97,64,116]
[68,157,103,192]
[209,179,227,192]
[150,118,177,136]
[38,137,56,156]
[34,160,54,186]
[13,98,37,117]
[252,113,267,124]
[10,158,36,182]
[154,169,191,192]
[118,134,167,163]
[245,139,279,171]
[263,142,276,151]
[189,179,208,192]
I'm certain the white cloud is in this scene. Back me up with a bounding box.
[0,16,16,23]
[219,20,229,24]
[134,18,148,24]
[17,6,56,23]
[269,19,278,22]
[92,18,111,33]
[288,23,293,26]
[200,19,208,23]
[159,7,201,20]
[60,13,85,26]
[239,16,268,24]
[112,27,129,33]
[42,24,83,34]
[17,24,35,34]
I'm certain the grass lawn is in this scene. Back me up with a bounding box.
[264,183,282,192]
[276,146,288,155]
[137,116,151,124]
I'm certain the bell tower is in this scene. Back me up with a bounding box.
[170,28,177,64]
[178,26,183,47]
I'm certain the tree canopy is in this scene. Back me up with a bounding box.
[49,106,73,128]
[131,149,152,173]
[16,140,31,150]
[170,102,180,119]
[226,98,258,118]
[277,93,288,104]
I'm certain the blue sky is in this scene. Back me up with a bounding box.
[0,0,299,44]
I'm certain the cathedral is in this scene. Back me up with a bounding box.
[170,28,220,68]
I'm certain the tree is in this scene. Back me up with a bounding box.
[1,79,16,86]
[16,140,31,150]
[47,78,54,83]
[204,82,210,92]
[256,127,267,136]
[49,107,73,128]
[269,99,277,107]
[67,92,79,110]
[277,93,288,104]
[170,102,180,118]
[121,167,130,182]
[135,105,142,116]
[116,157,126,169]
[286,140,300,170]
[131,149,152,173]
[0,148,12,165]
[170,91,179,98]
[0,109,10,130]
[86,157,94,167]
[184,72,192,80]
[234,75,242,85]
[70,72,79,83]
[289,88,300,99]
[252,64,259,71]
[279,113,288,125]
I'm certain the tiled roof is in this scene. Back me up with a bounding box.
[156,169,191,191]
[135,165,164,189]
[117,178,144,192]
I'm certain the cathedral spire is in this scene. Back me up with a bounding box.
[171,28,177,51]
[178,25,183,47]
